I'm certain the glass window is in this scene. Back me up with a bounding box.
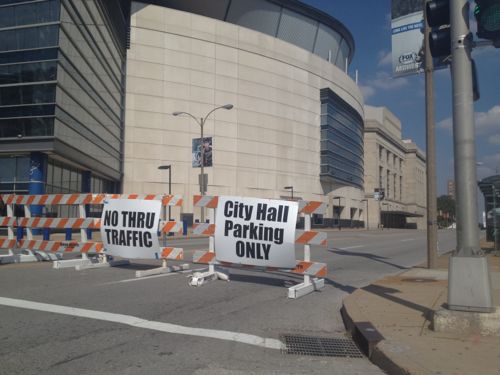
[61,165,70,189]
[0,157,15,182]
[0,117,54,138]
[0,25,59,52]
[314,24,342,62]
[52,163,62,187]
[0,6,14,28]
[0,48,58,65]
[0,104,55,118]
[15,156,29,180]
[0,61,57,85]
[46,161,53,186]
[227,0,281,37]
[277,8,318,52]
[0,83,56,106]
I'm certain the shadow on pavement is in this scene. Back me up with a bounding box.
[329,248,410,271]
[362,284,433,318]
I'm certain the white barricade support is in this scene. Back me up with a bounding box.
[189,195,328,298]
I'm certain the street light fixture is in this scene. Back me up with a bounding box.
[172,104,233,223]
[284,186,294,200]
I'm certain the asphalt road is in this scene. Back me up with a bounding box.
[0,229,456,375]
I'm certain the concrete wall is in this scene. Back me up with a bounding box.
[124,3,364,219]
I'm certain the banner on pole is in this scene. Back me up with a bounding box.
[391,0,447,77]
[215,196,298,268]
[192,137,213,168]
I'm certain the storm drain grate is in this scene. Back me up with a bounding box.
[281,334,364,358]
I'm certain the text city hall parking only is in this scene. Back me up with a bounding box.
[215,196,298,268]
[100,199,161,259]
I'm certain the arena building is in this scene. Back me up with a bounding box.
[125,0,365,225]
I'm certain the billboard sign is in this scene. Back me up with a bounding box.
[215,196,298,268]
[192,137,213,168]
[391,0,447,77]
[100,199,161,259]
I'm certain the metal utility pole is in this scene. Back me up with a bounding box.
[450,0,479,256]
[424,0,438,269]
[173,104,233,224]
[447,0,493,312]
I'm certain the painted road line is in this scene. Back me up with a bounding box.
[339,245,364,250]
[400,239,416,242]
[0,297,283,350]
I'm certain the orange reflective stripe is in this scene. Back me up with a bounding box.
[296,231,316,244]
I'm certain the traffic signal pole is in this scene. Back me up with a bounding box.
[450,0,479,256]
[447,0,493,312]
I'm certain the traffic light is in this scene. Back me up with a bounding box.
[426,0,451,57]
[474,0,500,47]
[380,189,385,201]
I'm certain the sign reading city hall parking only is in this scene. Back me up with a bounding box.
[100,199,161,259]
[215,196,298,268]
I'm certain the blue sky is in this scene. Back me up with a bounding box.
[303,0,500,196]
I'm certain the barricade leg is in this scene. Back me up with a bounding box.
[288,214,325,299]
[0,250,16,264]
[188,206,229,286]
[135,259,189,278]
[75,254,130,270]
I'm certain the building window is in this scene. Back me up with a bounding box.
[320,88,364,189]
[387,169,390,198]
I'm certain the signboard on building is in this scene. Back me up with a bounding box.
[391,0,447,77]
[100,199,161,259]
[192,137,213,168]
[215,196,298,268]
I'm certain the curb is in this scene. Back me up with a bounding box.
[342,288,426,375]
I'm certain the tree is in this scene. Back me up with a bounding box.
[437,195,456,227]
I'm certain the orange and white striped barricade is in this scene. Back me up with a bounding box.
[287,200,328,298]
[0,194,46,263]
[0,193,105,267]
[188,195,224,286]
[0,201,18,264]
[0,194,187,273]
[189,196,328,298]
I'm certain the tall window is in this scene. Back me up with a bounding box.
[320,88,364,189]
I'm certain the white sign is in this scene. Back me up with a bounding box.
[215,196,298,268]
[100,199,161,259]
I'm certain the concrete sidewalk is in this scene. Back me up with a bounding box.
[342,242,500,375]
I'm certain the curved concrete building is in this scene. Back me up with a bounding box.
[124,0,365,223]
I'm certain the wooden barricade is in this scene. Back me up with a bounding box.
[189,195,328,298]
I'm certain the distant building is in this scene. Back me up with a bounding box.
[447,180,456,199]
[363,106,426,229]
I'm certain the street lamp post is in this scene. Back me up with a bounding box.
[361,198,369,230]
[158,165,172,220]
[284,186,294,200]
[333,196,341,231]
[173,104,233,223]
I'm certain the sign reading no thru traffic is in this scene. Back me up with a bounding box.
[215,196,298,268]
[100,199,161,259]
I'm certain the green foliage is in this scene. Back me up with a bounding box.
[437,195,455,227]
